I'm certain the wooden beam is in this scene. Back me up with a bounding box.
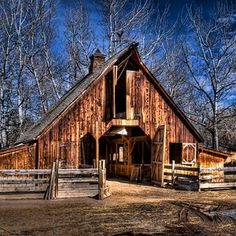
[200,167,236,172]
[96,121,99,168]
[0,169,51,175]
[117,60,129,81]
[130,140,136,155]
[126,71,131,119]
[199,182,236,189]
[113,65,118,118]
[58,169,98,175]
[127,139,133,165]
[130,136,147,142]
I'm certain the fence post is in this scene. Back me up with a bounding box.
[198,163,201,192]
[172,160,175,185]
[54,160,59,198]
[45,161,56,200]
[98,160,106,200]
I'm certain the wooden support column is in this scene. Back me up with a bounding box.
[98,160,111,200]
[105,142,108,168]
[142,142,144,165]
[127,138,135,166]
[96,121,99,168]
[113,65,118,118]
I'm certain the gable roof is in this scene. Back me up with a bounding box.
[16,43,203,144]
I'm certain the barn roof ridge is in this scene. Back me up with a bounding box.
[16,42,203,144]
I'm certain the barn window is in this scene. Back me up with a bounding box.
[105,72,113,121]
[115,73,126,118]
[169,143,182,164]
[169,143,197,164]
[182,143,197,164]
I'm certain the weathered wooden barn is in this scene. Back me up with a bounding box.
[1,42,230,185]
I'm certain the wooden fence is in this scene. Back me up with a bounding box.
[0,160,110,200]
[164,162,199,191]
[164,161,236,191]
[199,166,236,190]
[0,169,51,199]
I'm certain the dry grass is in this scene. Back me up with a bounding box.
[0,180,235,235]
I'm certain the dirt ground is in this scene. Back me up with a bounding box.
[0,180,235,236]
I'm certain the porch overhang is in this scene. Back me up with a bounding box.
[105,119,140,134]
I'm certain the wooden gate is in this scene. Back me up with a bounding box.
[151,125,166,186]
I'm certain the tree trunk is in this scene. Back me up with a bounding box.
[212,124,219,150]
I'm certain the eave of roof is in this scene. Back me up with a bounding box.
[199,145,231,158]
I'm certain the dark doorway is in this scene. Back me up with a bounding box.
[169,143,182,164]
[132,140,151,164]
[115,74,126,117]
[80,133,96,166]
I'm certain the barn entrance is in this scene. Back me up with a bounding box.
[80,133,96,168]
[99,126,151,181]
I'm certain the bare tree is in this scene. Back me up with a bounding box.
[0,0,58,147]
[27,0,61,112]
[64,1,95,84]
[154,40,190,106]
[99,0,152,57]
[182,4,236,149]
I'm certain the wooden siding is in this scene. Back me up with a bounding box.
[126,70,197,164]
[0,144,36,169]
[37,69,197,168]
[38,76,107,168]
[198,146,227,169]
[198,146,229,183]
[0,61,199,170]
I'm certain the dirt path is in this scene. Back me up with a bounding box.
[0,180,235,235]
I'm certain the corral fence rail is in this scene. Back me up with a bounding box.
[164,161,236,191]
[199,166,236,190]
[0,169,51,199]
[0,160,109,200]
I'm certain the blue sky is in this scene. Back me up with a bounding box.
[53,0,236,54]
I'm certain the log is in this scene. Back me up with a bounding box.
[58,169,98,175]
[0,185,47,192]
[0,179,48,184]
[0,169,51,175]
[58,183,98,190]
[200,167,236,172]
[164,165,199,172]
[58,177,98,183]
[199,182,236,189]
[57,189,98,198]
[0,193,45,200]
